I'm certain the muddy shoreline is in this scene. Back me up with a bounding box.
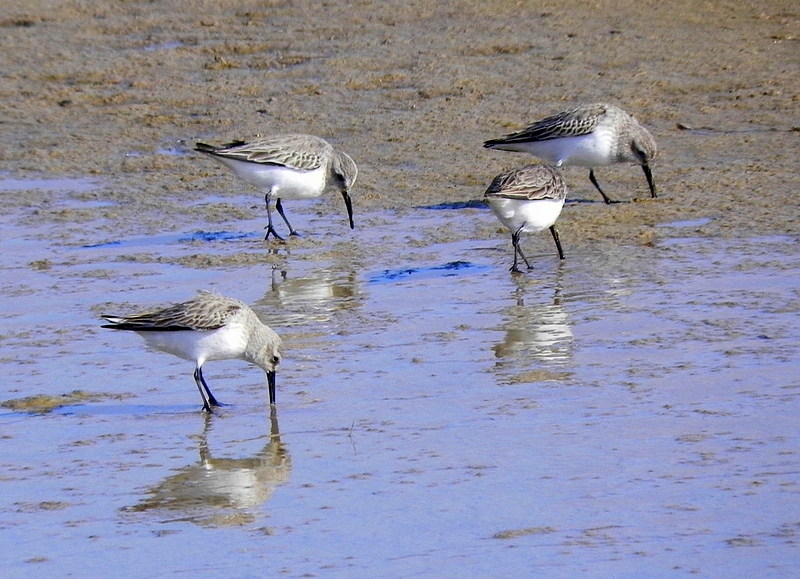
[1,0,798,250]
[1,1,799,576]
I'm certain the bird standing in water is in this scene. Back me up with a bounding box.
[101,291,283,411]
[484,103,656,204]
[196,134,357,239]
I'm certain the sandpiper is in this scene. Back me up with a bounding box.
[484,164,567,273]
[101,291,283,411]
[484,103,656,204]
[196,134,357,240]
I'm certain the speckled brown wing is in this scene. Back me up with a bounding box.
[196,134,330,171]
[485,103,608,145]
[484,165,567,202]
[102,292,243,332]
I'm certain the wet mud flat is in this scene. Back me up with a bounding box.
[1,0,799,576]
[1,201,799,577]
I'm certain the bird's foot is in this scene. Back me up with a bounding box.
[264,226,285,241]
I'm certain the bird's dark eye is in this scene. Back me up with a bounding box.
[272,356,280,365]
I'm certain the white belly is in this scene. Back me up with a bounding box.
[138,323,248,365]
[215,157,328,199]
[488,198,565,234]
[503,130,615,167]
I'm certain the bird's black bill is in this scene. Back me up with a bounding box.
[642,164,657,198]
[342,190,355,229]
[267,371,277,406]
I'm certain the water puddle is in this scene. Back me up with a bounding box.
[142,40,184,52]
[0,176,99,192]
[660,217,713,228]
[417,200,488,210]
[1,201,798,577]
[367,260,487,283]
[82,230,259,249]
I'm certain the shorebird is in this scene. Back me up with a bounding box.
[484,164,567,273]
[101,291,282,411]
[484,103,656,204]
[196,134,357,240]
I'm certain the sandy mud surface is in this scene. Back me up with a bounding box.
[0,0,798,576]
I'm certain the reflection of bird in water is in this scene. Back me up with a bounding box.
[125,409,290,524]
[257,266,359,326]
[492,273,573,364]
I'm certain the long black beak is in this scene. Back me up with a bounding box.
[342,190,355,229]
[267,371,276,406]
[642,164,656,198]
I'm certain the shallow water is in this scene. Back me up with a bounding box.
[1,181,798,576]
[1,0,798,575]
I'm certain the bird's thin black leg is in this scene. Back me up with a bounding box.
[275,198,299,236]
[510,227,533,273]
[193,367,213,413]
[264,193,285,241]
[589,169,616,204]
[510,232,520,273]
[516,244,534,270]
[194,366,223,410]
[199,367,223,407]
[549,225,565,260]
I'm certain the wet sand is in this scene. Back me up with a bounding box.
[1,0,799,576]
[1,0,798,244]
